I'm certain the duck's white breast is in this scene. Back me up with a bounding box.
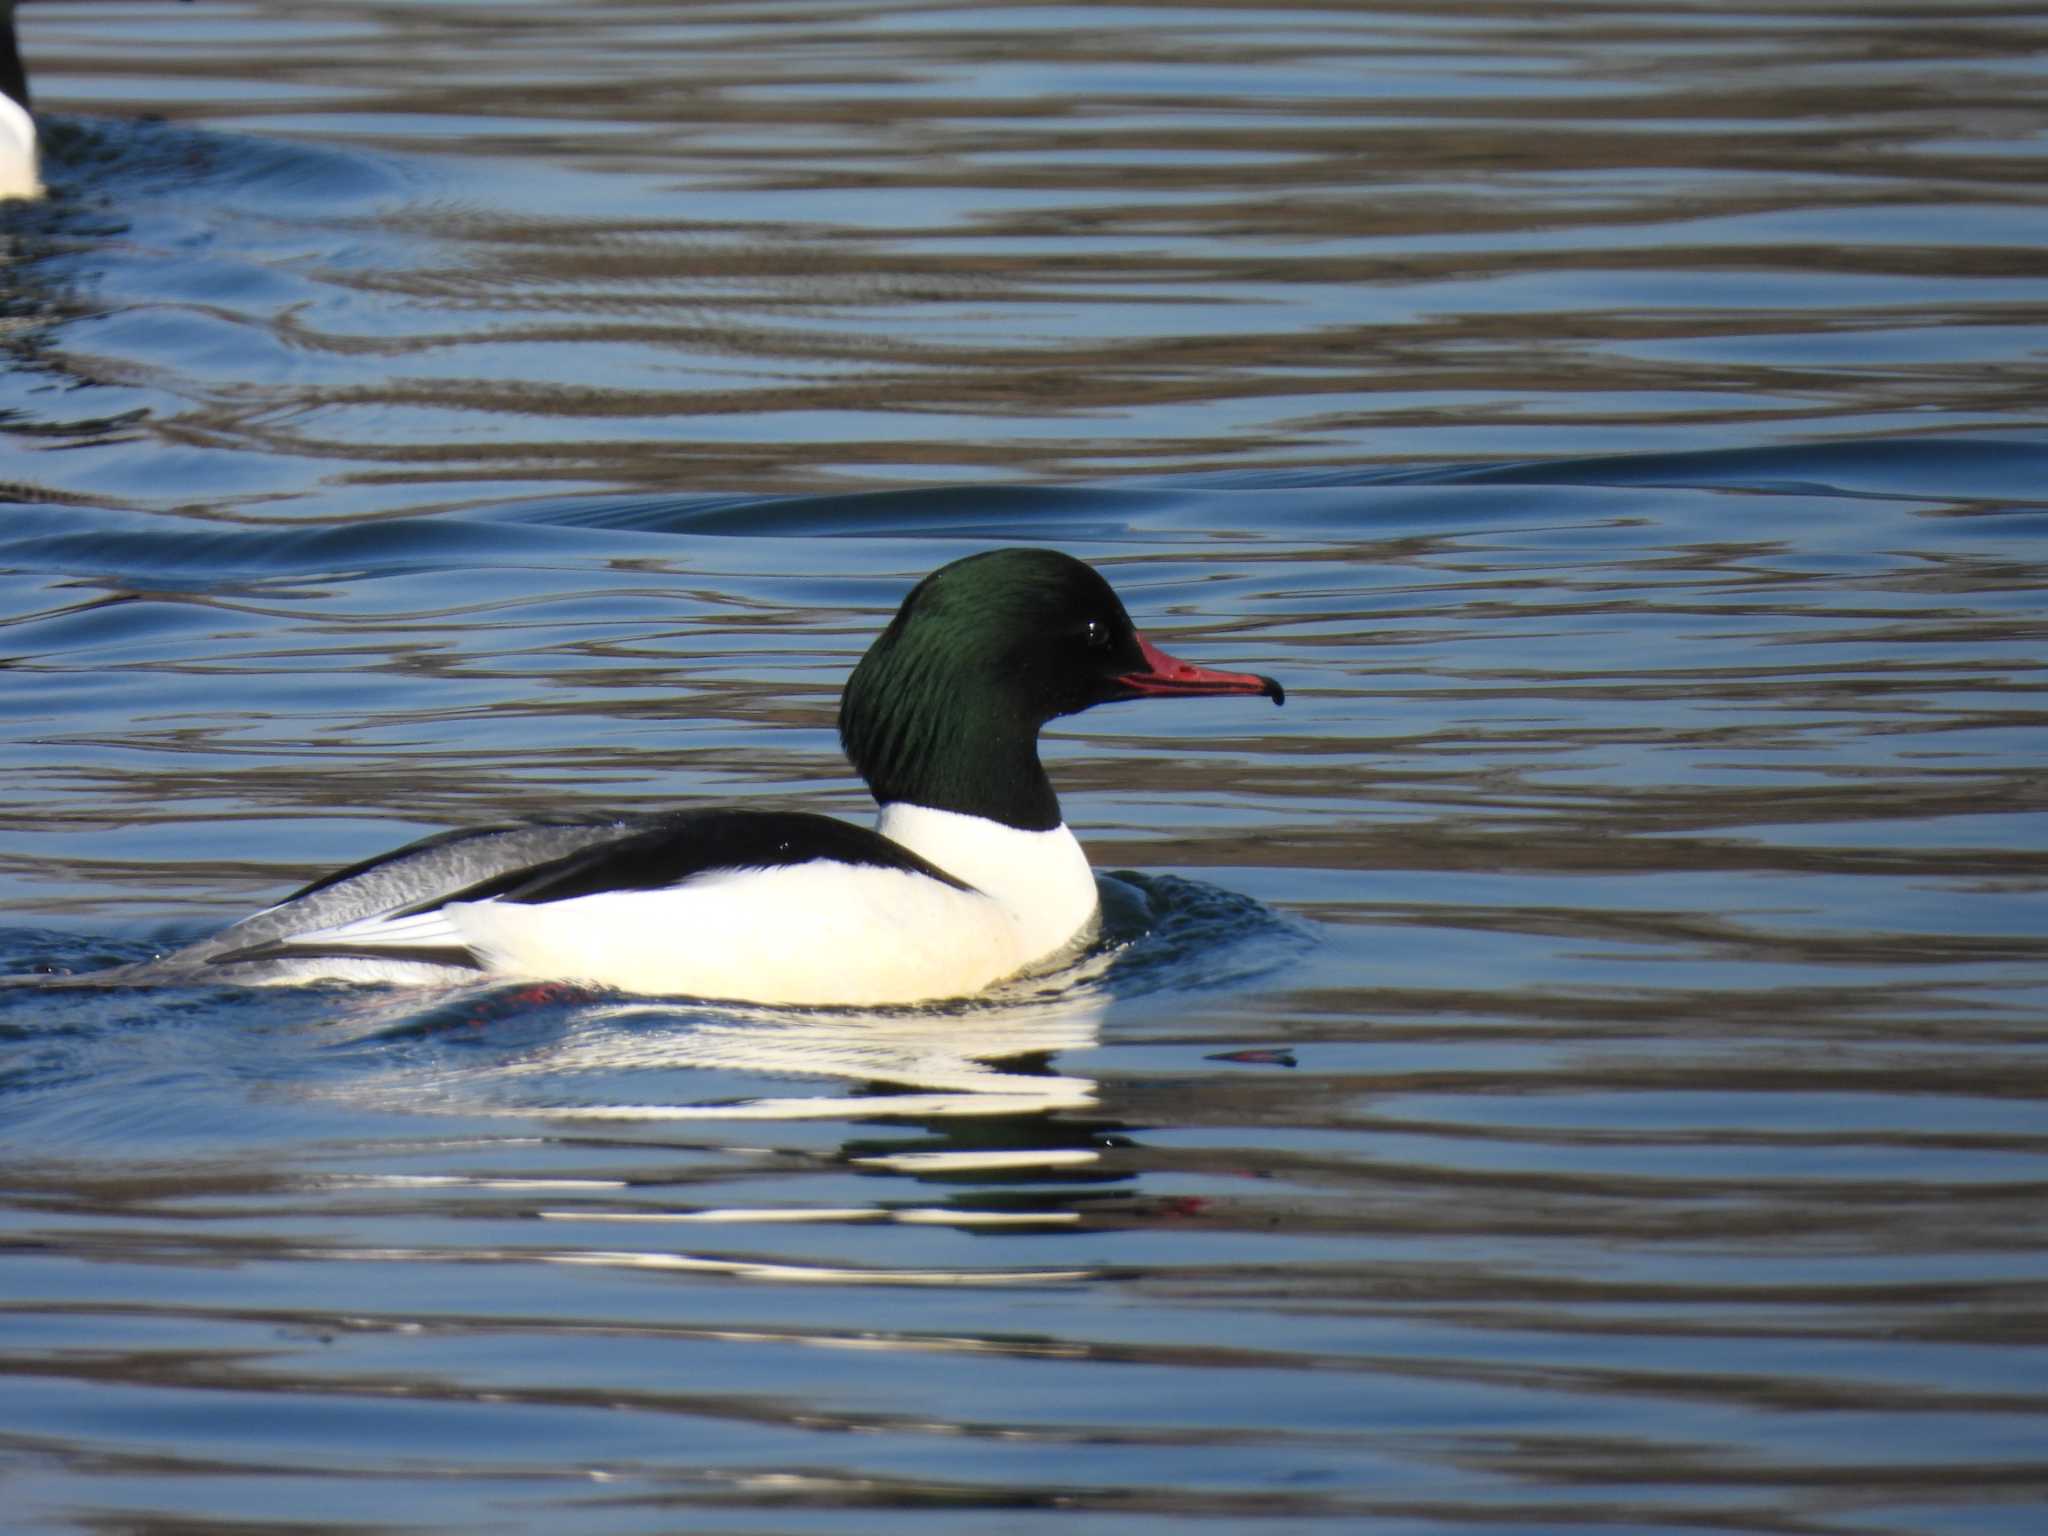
[872,803,1101,969]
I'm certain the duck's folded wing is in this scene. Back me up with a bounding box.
[144,818,634,976]
[468,810,969,905]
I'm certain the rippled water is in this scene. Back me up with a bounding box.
[3,5,2047,1533]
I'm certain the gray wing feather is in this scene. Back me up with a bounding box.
[129,820,644,981]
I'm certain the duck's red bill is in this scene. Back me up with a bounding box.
[1117,633,1284,705]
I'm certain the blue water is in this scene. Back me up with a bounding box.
[3,5,2047,1533]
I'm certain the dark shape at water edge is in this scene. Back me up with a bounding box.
[480,436,2048,544]
[1405,436,2048,502]
[491,483,1183,542]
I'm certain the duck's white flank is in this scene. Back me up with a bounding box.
[0,93,37,201]
[269,805,1101,1006]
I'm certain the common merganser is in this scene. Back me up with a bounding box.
[0,3,39,200]
[142,548,1283,1005]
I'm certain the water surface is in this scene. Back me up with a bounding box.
[2,5,2046,1533]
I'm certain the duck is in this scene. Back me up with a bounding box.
[137,548,1283,1006]
[0,2,39,200]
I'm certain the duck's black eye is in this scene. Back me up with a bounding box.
[1082,617,1113,651]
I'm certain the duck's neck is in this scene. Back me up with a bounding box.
[841,679,1062,832]
[863,736,1060,832]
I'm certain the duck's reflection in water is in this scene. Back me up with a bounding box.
[309,968,1125,1261]
[527,994,1101,1124]
[329,962,1104,1117]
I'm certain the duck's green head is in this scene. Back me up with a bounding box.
[840,548,1281,830]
